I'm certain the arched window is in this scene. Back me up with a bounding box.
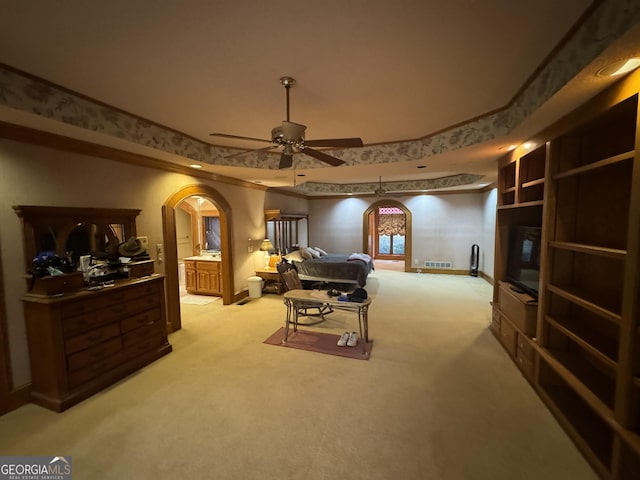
[376,206,405,257]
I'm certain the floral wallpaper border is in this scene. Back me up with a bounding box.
[295,174,485,195]
[0,0,638,194]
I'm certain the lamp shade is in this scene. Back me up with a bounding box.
[260,239,274,252]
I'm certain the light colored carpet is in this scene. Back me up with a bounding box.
[179,293,219,305]
[0,270,597,480]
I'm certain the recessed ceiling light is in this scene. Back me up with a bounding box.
[523,142,535,150]
[189,164,202,169]
[597,58,640,77]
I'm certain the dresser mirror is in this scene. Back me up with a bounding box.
[13,206,140,270]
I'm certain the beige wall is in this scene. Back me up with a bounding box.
[308,193,495,273]
[0,138,267,387]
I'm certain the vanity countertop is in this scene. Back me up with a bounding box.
[183,255,221,262]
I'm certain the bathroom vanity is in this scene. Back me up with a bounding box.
[183,253,222,296]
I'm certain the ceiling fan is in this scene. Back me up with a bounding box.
[210,76,363,169]
[374,177,401,197]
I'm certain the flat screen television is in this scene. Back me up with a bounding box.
[506,225,542,299]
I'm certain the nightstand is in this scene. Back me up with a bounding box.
[255,267,282,294]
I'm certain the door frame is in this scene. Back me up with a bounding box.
[362,200,412,272]
[162,184,234,333]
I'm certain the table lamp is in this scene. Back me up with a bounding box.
[260,239,274,268]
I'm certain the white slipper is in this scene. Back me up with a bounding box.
[347,332,358,347]
[337,331,350,347]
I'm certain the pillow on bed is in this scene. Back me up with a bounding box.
[283,250,305,262]
[299,247,313,260]
[306,247,321,258]
[314,246,328,256]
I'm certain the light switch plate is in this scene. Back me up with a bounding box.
[137,236,149,250]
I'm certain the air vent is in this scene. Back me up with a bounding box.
[424,261,452,269]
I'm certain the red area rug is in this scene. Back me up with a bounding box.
[264,327,372,360]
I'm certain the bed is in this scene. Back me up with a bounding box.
[283,248,374,286]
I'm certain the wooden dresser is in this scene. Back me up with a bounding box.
[22,274,172,412]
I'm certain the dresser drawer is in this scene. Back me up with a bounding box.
[67,337,122,372]
[96,281,161,308]
[100,294,160,320]
[120,308,162,333]
[123,332,164,360]
[65,322,120,354]
[122,321,163,348]
[499,319,517,357]
[62,310,108,336]
[68,351,125,389]
[61,299,96,318]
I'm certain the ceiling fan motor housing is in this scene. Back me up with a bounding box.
[271,121,306,146]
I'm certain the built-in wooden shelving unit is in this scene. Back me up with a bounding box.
[492,70,640,479]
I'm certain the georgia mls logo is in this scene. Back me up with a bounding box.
[49,457,71,474]
[0,455,72,479]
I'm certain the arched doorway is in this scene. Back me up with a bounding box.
[362,200,412,272]
[162,185,234,333]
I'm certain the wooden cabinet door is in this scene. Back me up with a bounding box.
[194,261,220,295]
[185,268,197,291]
[207,270,220,294]
[184,261,197,292]
[196,270,211,293]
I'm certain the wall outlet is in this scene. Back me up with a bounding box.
[137,236,149,251]
[156,243,163,262]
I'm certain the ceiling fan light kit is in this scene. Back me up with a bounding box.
[210,76,363,169]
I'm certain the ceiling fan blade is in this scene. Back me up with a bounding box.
[209,132,272,144]
[304,138,363,148]
[302,147,345,166]
[279,153,293,169]
[224,144,278,159]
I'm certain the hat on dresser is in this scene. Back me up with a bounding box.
[118,237,146,257]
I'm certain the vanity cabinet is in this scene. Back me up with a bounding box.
[184,260,221,295]
[22,275,171,412]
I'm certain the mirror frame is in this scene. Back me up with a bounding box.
[13,206,140,271]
